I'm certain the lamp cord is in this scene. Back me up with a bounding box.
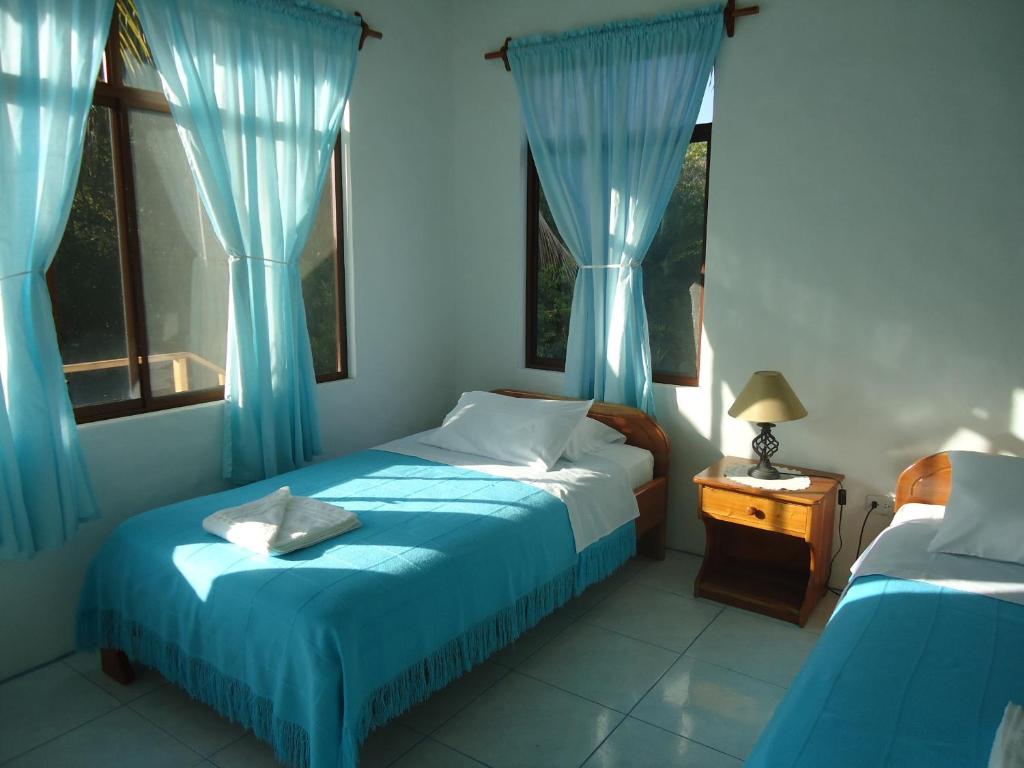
[825,480,844,596]
[856,501,879,559]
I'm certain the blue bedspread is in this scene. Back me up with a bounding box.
[748,575,1024,767]
[76,449,634,768]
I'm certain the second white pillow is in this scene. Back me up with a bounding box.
[420,391,593,471]
[927,451,1024,565]
[562,417,627,462]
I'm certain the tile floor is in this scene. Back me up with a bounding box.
[0,551,837,768]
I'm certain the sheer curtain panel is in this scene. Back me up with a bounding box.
[509,6,723,414]
[0,0,112,558]
[135,0,361,483]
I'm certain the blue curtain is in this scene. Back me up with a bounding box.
[0,0,111,558]
[135,0,361,484]
[510,6,723,414]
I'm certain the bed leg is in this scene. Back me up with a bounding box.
[100,648,135,685]
[638,520,667,561]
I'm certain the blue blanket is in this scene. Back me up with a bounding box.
[76,449,635,768]
[748,575,1024,767]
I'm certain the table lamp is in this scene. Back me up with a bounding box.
[728,371,807,480]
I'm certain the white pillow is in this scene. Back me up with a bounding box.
[420,391,593,471]
[927,452,1024,565]
[562,417,627,462]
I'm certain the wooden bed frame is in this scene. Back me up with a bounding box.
[895,452,953,509]
[101,389,671,686]
[492,388,671,562]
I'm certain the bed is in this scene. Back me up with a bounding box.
[76,389,669,768]
[747,452,1024,767]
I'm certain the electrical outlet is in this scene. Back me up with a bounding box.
[865,494,895,516]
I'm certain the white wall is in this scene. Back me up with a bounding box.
[0,0,458,682]
[448,0,1024,580]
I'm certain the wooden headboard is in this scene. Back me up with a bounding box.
[491,389,670,479]
[895,452,953,509]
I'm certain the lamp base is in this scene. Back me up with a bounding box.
[748,463,781,480]
[749,422,781,480]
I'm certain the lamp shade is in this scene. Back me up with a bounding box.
[728,371,807,423]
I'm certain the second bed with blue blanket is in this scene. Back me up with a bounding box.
[76,448,637,768]
[748,503,1024,768]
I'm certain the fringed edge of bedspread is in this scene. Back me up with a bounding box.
[76,611,310,768]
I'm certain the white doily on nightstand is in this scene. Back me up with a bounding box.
[723,463,811,490]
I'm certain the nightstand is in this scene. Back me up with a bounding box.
[693,457,843,626]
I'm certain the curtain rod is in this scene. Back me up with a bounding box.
[483,0,759,71]
[354,12,383,49]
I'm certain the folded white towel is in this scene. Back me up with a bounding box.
[202,487,361,556]
[990,702,1024,768]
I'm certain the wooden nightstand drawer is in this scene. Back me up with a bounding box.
[702,486,808,536]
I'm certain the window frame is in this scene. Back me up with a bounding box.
[52,7,348,425]
[524,122,712,387]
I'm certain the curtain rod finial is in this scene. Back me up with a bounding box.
[484,37,512,71]
[354,11,383,50]
[724,0,760,38]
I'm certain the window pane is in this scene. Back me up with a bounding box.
[695,71,714,125]
[51,105,134,408]
[642,140,708,380]
[129,110,228,398]
[116,0,162,92]
[535,193,577,362]
[300,164,342,377]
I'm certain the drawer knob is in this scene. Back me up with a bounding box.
[747,506,766,520]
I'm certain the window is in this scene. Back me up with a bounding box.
[525,75,713,386]
[50,0,347,423]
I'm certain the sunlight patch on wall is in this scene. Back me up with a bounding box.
[940,427,991,453]
[674,326,713,439]
[1012,389,1024,442]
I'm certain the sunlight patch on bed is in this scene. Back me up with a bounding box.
[171,543,299,600]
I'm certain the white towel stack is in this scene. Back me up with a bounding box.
[202,487,361,556]
[990,702,1024,768]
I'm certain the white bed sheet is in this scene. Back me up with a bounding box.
[850,503,1024,607]
[377,430,641,554]
[586,443,654,490]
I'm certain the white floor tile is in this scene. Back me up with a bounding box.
[561,556,653,617]
[131,684,246,757]
[210,733,284,768]
[435,672,622,768]
[632,550,702,597]
[583,717,742,768]
[390,739,486,768]
[583,583,722,652]
[64,651,168,703]
[360,721,424,768]
[632,656,785,760]
[399,660,508,734]
[5,707,201,768]
[0,661,120,763]
[490,612,573,668]
[686,609,818,687]
[519,623,678,712]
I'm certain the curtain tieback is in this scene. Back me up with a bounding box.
[578,260,641,270]
[228,254,292,267]
[0,269,45,283]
